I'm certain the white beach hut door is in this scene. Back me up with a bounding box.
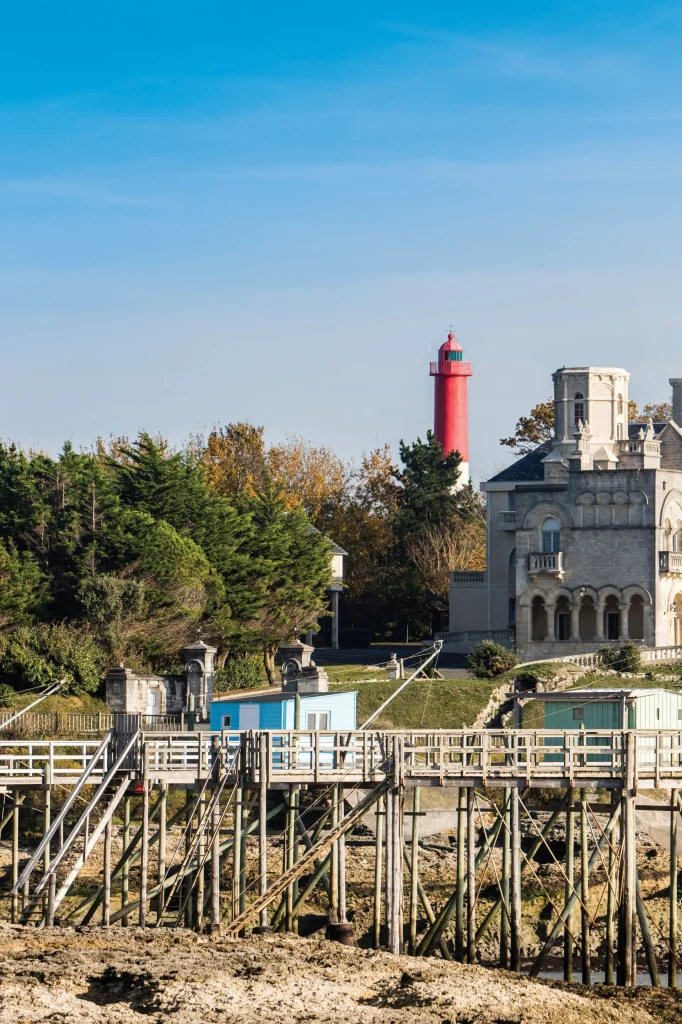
[147,689,159,715]
[239,704,260,730]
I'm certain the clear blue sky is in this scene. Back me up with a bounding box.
[3,1,682,480]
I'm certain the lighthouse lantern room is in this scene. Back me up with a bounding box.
[429,332,473,485]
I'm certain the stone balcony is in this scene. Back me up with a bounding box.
[529,551,565,578]
[498,511,516,530]
[659,551,682,574]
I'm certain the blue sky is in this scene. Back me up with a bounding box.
[3,2,682,480]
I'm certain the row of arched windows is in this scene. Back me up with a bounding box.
[531,594,644,642]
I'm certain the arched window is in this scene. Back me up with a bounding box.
[674,521,682,552]
[509,548,517,567]
[541,518,561,553]
[617,394,624,415]
[574,393,585,424]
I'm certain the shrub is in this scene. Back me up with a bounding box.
[467,640,518,679]
[215,653,265,691]
[0,683,16,707]
[598,641,642,674]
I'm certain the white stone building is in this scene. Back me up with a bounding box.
[445,366,682,660]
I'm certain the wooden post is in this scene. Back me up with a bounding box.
[395,779,405,951]
[409,787,420,954]
[196,792,206,931]
[510,786,521,973]
[467,786,476,965]
[43,764,51,917]
[158,782,167,899]
[564,788,575,982]
[239,792,248,916]
[211,791,221,934]
[373,794,384,949]
[670,788,678,988]
[102,816,112,926]
[184,789,195,929]
[389,779,404,955]
[620,733,637,987]
[232,786,242,923]
[455,787,466,961]
[11,794,19,924]
[500,788,510,969]
[330,786,340,925]
[338,786,346,924]
[580,788,590,985]
[605,789,617,985]
[259,733,268,928]
[121,792,131,927]
[384,786,393,943]
[46,871,56,927]
[286,784,296,932]
[139,780,149,928]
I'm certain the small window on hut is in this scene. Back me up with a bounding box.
[678,708,682,721]
[572,707,584,721]
[306,711,330,730]
[657,707,661,720]
[222,715,232,728]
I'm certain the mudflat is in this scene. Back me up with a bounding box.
[0,926,680,1024]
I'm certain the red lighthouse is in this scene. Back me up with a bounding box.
[429,331,472,484]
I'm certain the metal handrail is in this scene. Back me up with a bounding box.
[12,731,112,893]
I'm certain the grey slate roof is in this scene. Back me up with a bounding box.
[487,443,551,483]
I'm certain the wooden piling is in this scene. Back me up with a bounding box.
[11,795,19,924]
[184,789,195,929]
[102,816,112,927]
[621,735,637,987]
[455,786,466,961]
[338,786,346,924]
[605,789,617,985]
[121,792,131,927]
[373,794,383,949]
[510,786,521,973]
[259,733,268,928]
[467,786,476,965]
[46,871,56,927]
[239,792,248,916]
[564,787,575,982]
[500,788,510,969]
[580,788,590,986]
[196,792,206,931]
[232,786,243,923]
[43,765,51,914]
[158,783,167,897]
[388,779,404,955]
[286,784,296,932]
[670,788,677,988]
[330,786,340,925]
[211,792,221,934]
[139,780,149,928]
[409,787,420,954]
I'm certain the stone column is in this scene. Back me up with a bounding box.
[570,603,580,642]
[620,601,630,641]
[595,602,605,642]
[545,603,555,642]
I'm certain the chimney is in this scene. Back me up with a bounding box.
[670,379,682,426]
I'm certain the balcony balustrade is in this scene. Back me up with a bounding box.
[529,551,565,575]
[498,510,516,529]
[659,551,682,574]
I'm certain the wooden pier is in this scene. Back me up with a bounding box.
[2,719,682,988]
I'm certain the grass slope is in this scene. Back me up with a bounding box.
[329,677,497,730]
